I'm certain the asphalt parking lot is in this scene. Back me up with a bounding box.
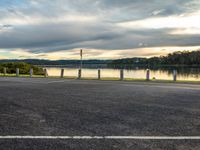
[0,77,200,150]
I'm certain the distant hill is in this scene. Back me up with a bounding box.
[0,59,112,65]
[108,57,146,65]
[1,50,200,66]
[109,50,200,66]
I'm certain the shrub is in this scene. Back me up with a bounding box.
[0,62,44,75]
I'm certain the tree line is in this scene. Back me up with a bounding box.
[1,50,200,67]
[0,59,111,65]
[109,50,200,66]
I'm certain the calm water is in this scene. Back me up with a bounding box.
[45,67,200,81]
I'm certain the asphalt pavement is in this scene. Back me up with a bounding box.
[0,77,200,150]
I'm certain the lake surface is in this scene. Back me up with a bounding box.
[45,67,200,81]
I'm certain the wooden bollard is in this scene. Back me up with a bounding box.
[98,69,101,80]
[146,69,150,81]
[120,69,124,80]
[16,68,19,77]
[3,67,6,76]
[44,68,48,78]
[30,68,33,77]
[78,69,82,79]
[173,70,177,81]
[60,69,64,78]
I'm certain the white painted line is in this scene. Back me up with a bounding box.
[0,136,200,140]
[47,79,76,84]
[47,80,67,83]
[123,84,200,90]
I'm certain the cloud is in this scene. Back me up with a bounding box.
[118,11,200,29]
[151,9,166,16]
[169,27,200,35]
[0,0,200,59]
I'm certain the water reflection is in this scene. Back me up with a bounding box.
[45,67,200,81]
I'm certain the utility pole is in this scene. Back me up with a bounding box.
[80,49,83,70]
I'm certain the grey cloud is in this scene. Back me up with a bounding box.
[98,0,196,21]
[0,0,200,54]
[0,21,121,51]
[0,21,200,53]
[0,24,13,31]
[1,0,197,21]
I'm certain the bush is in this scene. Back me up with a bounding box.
[0,62,44,75]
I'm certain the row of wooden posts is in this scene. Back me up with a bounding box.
[1,68,178,81]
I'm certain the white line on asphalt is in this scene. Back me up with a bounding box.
[47,79,76,84]
[0,136,200,140]
[123,84,200,90]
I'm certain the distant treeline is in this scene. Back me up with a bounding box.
[109,50,200,66]
[1,50,200,67]
[0,59,111,65]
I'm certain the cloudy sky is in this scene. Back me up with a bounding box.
[0,0,200,60]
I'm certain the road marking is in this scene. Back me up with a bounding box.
[0,136,200,140]
[47,79,76,84]
[123,84,200,90]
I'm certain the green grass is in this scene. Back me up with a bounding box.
[0,74,44,78]
[0,74,200,84]
[0,74,16,77]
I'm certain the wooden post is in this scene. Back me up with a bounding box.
[173,70,177,81]
[3,67,6,76]
[44,68,48,78]
[80,49,83,70]
[120,69,124,80]
[16,68,19,77]
[78,69,82,79]
[98,69,101,80]
[146,69,150,81]
[61,68,64,78]
[30,68,33,77]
